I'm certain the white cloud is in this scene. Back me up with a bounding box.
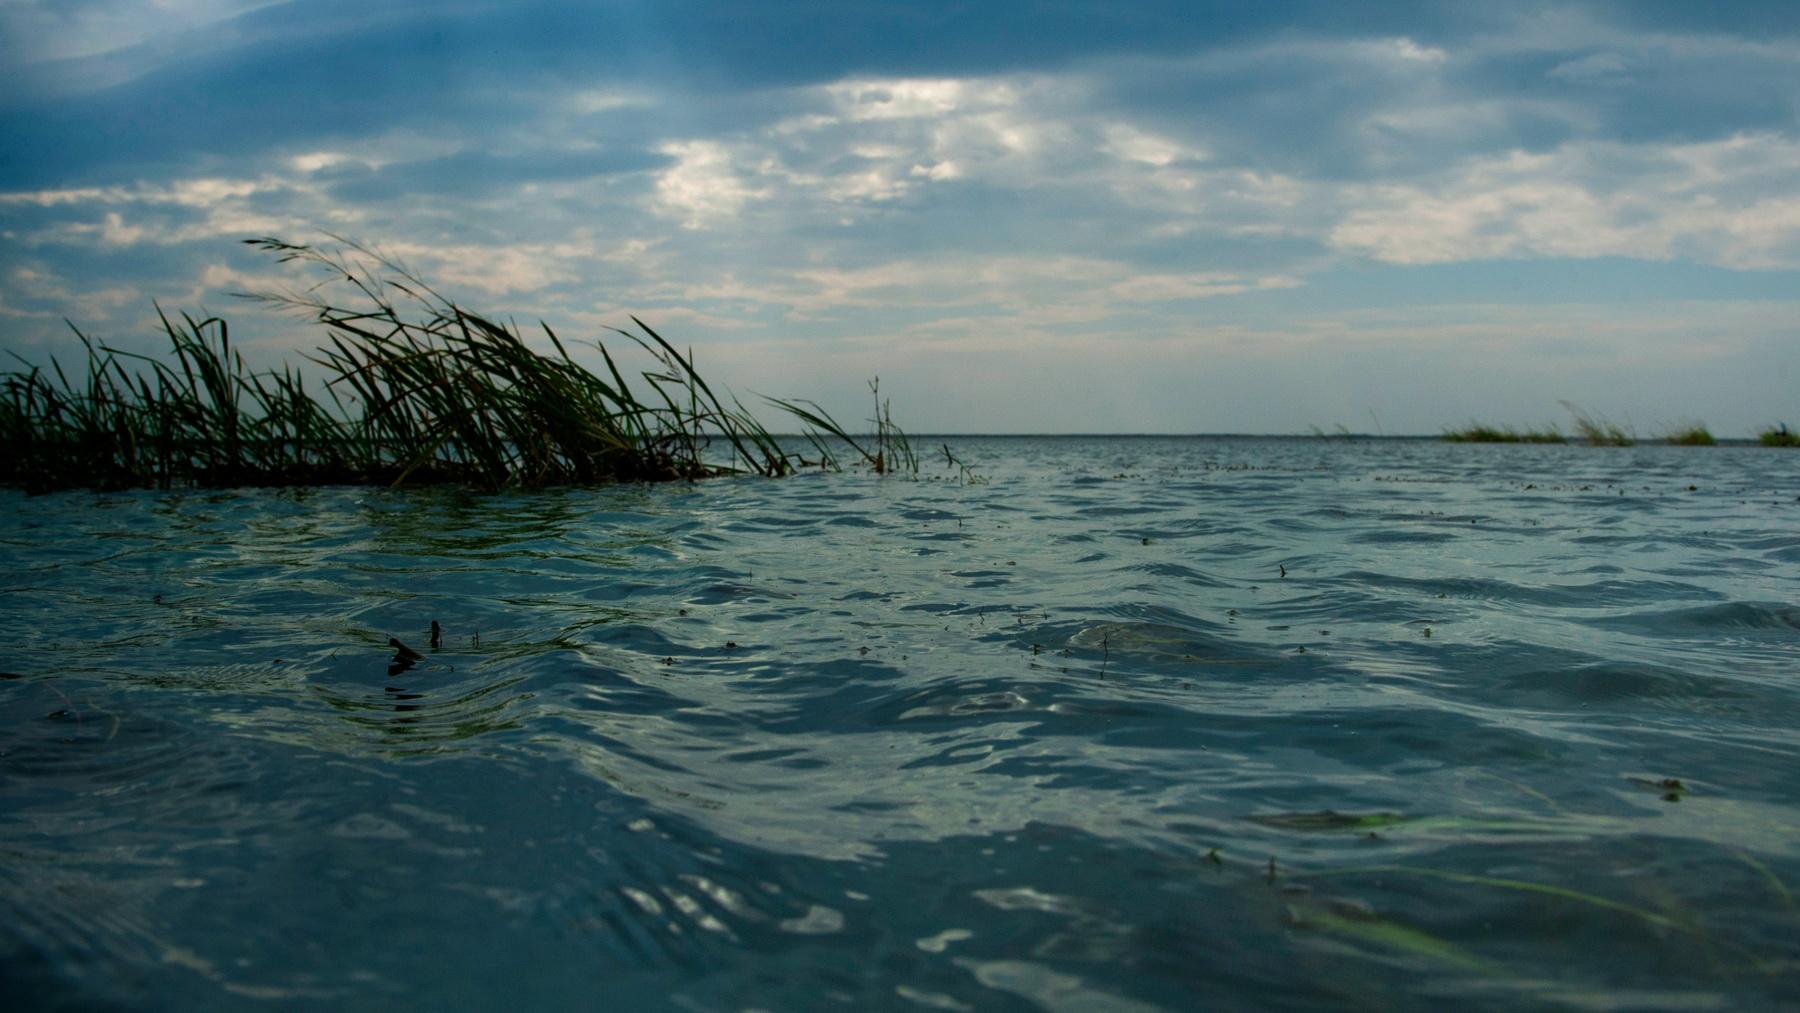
[821,77,1015,121]
[0,176,277,209]
[1108,273,1299,302]
[909,161,961,181]
[99,211,145,247]
[1330,134,1800,269]
[566,88,652,115]
[0,184,136,206]
[1102,124,1193,167]
[1387,37,1449,64]
[6,16,1800,433]
[654,140,767,227]
[289,151,356,174]
[380,239,596,296]
[1548,51,1631,85]
[657,254,1298,328]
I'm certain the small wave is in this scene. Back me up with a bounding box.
[1586,601,1800,635]
[1744,536,1800,563]
[1341,571,1715,608]
[1489,661,1759,709]
[1347,529,1459,545]
[1066,621,1284,669]
[1121,561,1233,587]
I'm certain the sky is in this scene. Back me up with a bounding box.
[2,1,1797,435]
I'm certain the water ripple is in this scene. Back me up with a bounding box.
[3,438,1798,1010]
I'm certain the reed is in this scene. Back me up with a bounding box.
[1561,401,1634,447]
[1,236,921,491]
[1441,423,1566,444]
[1660,422,1716,446]
[763,377,916,475]
[1759,424,1798,447]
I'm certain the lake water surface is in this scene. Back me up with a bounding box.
[3,436,1798,1011]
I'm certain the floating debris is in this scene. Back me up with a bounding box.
[1629,776,1688,802]
[387,636,423,676]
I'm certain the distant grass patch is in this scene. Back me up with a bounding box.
[1,236,923,491]
[1660,422,1716,446]
[1761,424,1799,447]
[1441,423,1566,444]
[1561,402,1634,447]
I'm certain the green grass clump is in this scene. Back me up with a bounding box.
[1760,424,1799,447]
[1,236,919,491]
[1442,423,1566,444]
[1661,422,1716,446]
[1561,401,1634,447]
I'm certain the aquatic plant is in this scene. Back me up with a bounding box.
[1,237,925,491]
[1660,422,1716,446]
[764,377,916,476]
[1561,401,1635,447]
[1441,423,1566,444]
[1759,423,1798,447]
[940,441,987,485]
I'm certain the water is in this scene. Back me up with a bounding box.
[3,436,1798,1011]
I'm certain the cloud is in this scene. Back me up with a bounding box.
[1108,273,1300,302]
[0,177,270,208]
[324,148,672,203]
[2,3,1799,433]
[0,0,283,67]
[1330,133,1800,269]
[1547,51,1630,85]
[654,140,769,227]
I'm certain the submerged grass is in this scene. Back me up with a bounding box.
[2,237,925,491]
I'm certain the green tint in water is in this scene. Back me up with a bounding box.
[2,437,1798,1010]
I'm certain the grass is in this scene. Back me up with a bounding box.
[1441,423,1567,444]
[1661,421,1716,446]
[1,236,922,491]
[1561,401,1635,447]
[765,376,917,476]
[1442,404,1639,446]
[1448,412,1800,448]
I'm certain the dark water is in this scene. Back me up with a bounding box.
[3,437,1798,1011]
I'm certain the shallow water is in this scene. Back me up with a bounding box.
[3,436,1798,1011]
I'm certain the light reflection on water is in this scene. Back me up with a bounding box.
[2,437,1798,1010]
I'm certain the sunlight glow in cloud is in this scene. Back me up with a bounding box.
[654,140,763,227]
